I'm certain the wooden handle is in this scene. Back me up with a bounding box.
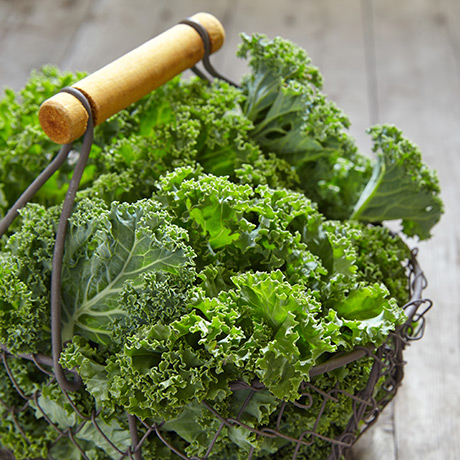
[38,12,225,144]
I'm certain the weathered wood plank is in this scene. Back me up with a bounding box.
[61,0,233,77]
[61,0,168,73]
[0,0,234,91]
[350,405,396,460]
[0,0,16,38]
[371,0,460,459]
[442,0,460,84]
[0,0,92,92]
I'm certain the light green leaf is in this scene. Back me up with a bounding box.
[61,199,193,344]
[351,125,443,239]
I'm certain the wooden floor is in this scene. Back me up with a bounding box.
[1,0,459,459]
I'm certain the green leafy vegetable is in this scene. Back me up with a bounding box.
[60,198,195,344]
[350,125,443,239]
[0,29,441,460]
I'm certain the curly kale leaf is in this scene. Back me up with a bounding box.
[87,77,265,204]
[237,33,323,122]
[236,34,375,222]
[351,125,443,239]
[72,272,332,421]
[349,222,412,305]
[0,203,63,354]
[268,358,375,460]
[102,318,239,420]
[0,46,429,460]
[155,168,326,288]
[161,392,281,459]
[0,66,88,218]
[296,147,373,220]
[237,35,443,239]
[0,359,88,460]
[222,271,337,400]
[238,34,352,166]
[60,198,195,345]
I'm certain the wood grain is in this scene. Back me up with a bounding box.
[61,0,234,77]
[0,0,92,91]
[38,12,225,143]
[371,1,460,459]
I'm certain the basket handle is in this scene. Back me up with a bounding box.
[38,12,225,144]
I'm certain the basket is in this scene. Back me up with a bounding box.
[0,259,431,460]
[0,14,433,460]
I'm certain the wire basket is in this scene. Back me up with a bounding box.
[0,257,431,460]
[0,15,433,460]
